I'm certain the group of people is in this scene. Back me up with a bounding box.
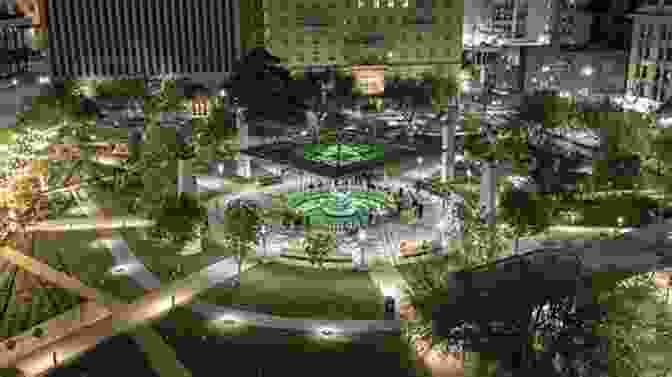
[396,186,425,220]
[304,172,379,192]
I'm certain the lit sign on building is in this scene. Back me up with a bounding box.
[351,65,386,95]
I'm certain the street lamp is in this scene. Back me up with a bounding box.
[259,224,270,260]
[358,229,368,271]
[617,216,624,228]
[436,220,445,252]
[417,156,424,179]
[466,169,473,185]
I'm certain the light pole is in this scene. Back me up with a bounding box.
[358,229,368,271]
[259,224,269,261]
[436,220,445,254]
[417,156,424,179]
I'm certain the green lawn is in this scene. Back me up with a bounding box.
[0,127,15,144]
[0,270,83,340]
[153,307,430,377]
[32,229,146,301]
[196,261,385,320]
[120,228,233,283]
[535,226,621,242]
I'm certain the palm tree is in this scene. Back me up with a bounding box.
[427,74,460,182]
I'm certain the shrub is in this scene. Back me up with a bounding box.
[32,327,44,338]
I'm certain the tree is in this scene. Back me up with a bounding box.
[193,97,238,162]
[225,47,306,125]
[446,188,514,268]
[222,199,263,279]
[498,183,552,254]
[302,227,337,269]
[383,77,431,137]
[426,73,460,182]
[147,193,207,248]
[591,272,672,377]
[648,127,672,226]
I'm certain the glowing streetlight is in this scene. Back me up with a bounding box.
[617,216,624,227]
[358,229,368,271]
[580,66,594,77]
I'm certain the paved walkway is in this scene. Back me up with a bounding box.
[15,169,672,376]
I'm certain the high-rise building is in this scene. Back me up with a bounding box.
[260,0,463,78]
[625,0,672,107]
[46,0,241,80]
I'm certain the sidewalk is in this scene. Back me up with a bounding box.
[104,236,402,335]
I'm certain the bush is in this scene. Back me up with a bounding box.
[32,327,44,338]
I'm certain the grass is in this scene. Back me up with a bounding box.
[534,226,621,242]
[119,227,232,283]
[0,127,15,145]
[196,261,385,320]
[153,307,429,377]
[0,270,84,340]
[31,229,148,301]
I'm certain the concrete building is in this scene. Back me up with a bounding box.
[523,45,628,100]
[0,16,32,78]
[260,0,463,78]
[46,0,241,80]
[625,0,672,108]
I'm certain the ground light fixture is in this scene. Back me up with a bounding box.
[317,326,340,337]
[108,263,141,276]
[216,313,240,324]
[580,66,594,77]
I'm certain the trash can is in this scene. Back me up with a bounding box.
[384,296,396,320]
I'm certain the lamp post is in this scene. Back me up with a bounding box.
[259,224,269,261]
[417,156,424,179]
[436,220,445,253]
[358,229,368,271]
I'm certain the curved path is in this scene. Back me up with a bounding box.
[102,237,402,336]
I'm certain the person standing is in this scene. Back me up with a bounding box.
[418,202,424,219]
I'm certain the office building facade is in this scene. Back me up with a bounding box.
[261,0,463,78]
[626,0,672,107]
[46,0,241,80]
[524,45,628,99]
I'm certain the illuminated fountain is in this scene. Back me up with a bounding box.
[287,191,389,232]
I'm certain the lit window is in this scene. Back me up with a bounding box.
[358,0,365,8]
[388,0,395,7]
[402,0,409,8]
[374,0,380,8]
